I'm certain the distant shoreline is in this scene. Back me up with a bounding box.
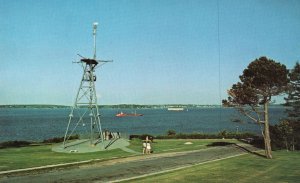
[0,104,69,109]
[0,104,284,109]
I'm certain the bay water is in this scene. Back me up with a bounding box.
[0,107,286,142]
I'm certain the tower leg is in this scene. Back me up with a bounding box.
[63,112,73,148]
[90,111,94,145]
[63,60,105,148]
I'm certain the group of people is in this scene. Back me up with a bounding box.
[142,136,152,154]
[104,130,121,140]
[104,131,152,154]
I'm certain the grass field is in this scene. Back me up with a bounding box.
[129,138,239,153]
[0,145,132,171]
[126,150,300,183]
[0,139,239,171]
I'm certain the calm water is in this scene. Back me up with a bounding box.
[0,107,287,142]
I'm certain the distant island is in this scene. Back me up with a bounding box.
[0,104,221,109]
[0,104,70,109]
[0,104,284,109]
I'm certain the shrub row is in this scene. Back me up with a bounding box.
[129,132,258,141]
[43,134,79,143]
[0,141,31,149]
[0,134,80,149]
[129,134,154,141]
[155,132,257,140]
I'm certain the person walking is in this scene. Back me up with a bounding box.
[142,141,147,154]
[146,141,151,154]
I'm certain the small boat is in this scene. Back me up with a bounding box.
[115,111,143,117]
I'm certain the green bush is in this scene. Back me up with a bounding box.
[270,121,300,151]
[129,134,154,142]
[0,141,31,149]
[43,134,79,143]
[155,132,257,140]
[167,130,176,136]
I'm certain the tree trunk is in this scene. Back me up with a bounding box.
[264,101,273,159]
[292,136,295,151]
[285,138,289,152]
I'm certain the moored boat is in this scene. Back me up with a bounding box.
[116,111,143,117]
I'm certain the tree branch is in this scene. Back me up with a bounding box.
[238,106,259,123]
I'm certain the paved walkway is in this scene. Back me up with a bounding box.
[0,144,259,183]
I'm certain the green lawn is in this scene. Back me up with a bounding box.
[126,150,300,183]
[0,145,132,171]
[0,139,239,171]
[129,139,240,153]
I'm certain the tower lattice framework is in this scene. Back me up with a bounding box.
[63,22,111,148]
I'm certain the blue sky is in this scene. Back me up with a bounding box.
[0,0,300,105]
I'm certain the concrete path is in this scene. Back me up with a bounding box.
[0,144,259,183]
[52,138,131,153]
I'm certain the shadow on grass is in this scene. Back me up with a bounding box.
[233,144,266,158]
[105,138,120,149]
[64,139,90,149]
[206,142,234,147]
[207,141,266,158]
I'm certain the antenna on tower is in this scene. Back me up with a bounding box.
[93,22,98,60]
[63,22,113,149]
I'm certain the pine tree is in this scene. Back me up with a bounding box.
[285,62,300,150]
[224,57,289,159]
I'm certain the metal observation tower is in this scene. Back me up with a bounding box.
[63,22,112,148]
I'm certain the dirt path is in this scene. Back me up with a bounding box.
[0,144,259,183]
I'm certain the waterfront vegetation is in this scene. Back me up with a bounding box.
[126,150,300,183]
[0,132,262,151]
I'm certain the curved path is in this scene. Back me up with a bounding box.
[0,144,259,183]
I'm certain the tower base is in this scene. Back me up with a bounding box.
[52,138,130,153]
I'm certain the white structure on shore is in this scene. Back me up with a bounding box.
[167,107,185,111]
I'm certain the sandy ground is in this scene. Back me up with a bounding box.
[0,144,259,183]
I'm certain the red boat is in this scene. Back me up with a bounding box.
[115,111,143,117]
